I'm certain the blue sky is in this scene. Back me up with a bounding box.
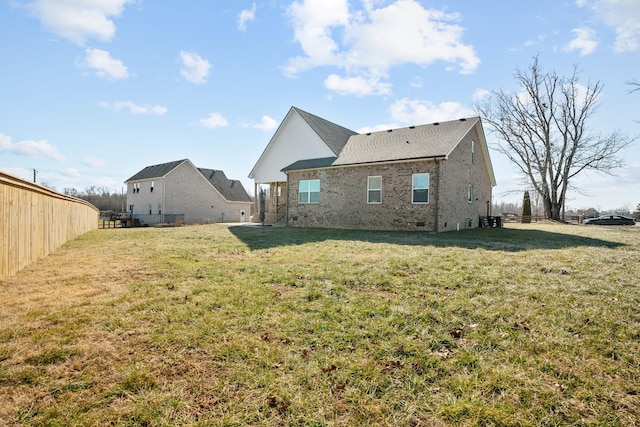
[1,0,638,211]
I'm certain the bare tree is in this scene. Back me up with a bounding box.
[476,57,634,220]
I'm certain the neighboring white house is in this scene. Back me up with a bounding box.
[125,159,252,225]
[249,106,497,232]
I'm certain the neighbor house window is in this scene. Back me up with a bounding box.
[468,184,473,203]
[150,181,154,192]
[471,140,476,164]
[158,203,162,215]
[412,173,429,203]
[299,179,320,204]
[148,204,152,215]
[367,176,382,204]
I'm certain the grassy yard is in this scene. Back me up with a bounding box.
[0,222,639,426]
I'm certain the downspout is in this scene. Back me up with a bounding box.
[162,177,166,224]
[433,159,440,232]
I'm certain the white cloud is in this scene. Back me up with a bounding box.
[0,167,32,182]
[179,51,211,84]
[82,48,129,80]
[409,77,423,88]
[564,27,598,55]
[388,98,475,124]
[84,156,107,168]
[252,115,278,131]
[285,0,479,95]
[324,74,391,96]
[472,88,491,101]
[199,113,229,129]
[20,0,135,45]
[580,0,640,52]
[100,101,167,115]
[0,132,65,161]
[238,3,257,31]
[63,167,80,178]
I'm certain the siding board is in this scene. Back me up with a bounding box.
[0,172,98,279]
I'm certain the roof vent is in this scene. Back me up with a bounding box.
[406,140,410,144]
[433,122,440,126]
[387,129,393,132]
[459,118,467,121]
[366,132,371,136]
[409,126,415,129]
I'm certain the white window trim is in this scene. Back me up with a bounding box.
[298,179,320,204]
[412,173,430,204]
[471,140,476,164]
[367,176,382,204]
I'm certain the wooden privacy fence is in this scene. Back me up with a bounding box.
[0,171,99,279]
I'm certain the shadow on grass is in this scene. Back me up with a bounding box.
[229,224,625,252]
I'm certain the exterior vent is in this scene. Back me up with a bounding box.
[409,126,415,129]
[459,118,467,121]
[366,132,371,135]
[416,221,426,227]
[433,122,440,126]
[387,129,393,132]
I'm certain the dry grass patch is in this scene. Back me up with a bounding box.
[1,223,639,426]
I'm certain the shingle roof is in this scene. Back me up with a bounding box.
[125,159,187,181]
[197,168,252,202]
[333,117,480,166]
[281,157,337,172]
[293,107,357,155]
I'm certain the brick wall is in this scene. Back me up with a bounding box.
[285,126,493,232]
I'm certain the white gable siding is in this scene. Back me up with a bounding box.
[250,110,337,183]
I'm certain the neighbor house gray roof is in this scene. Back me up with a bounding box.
[125,159,187,181]
[125,159,251,202]
[333,117,480,166]
[281,117,481,172]
[293,107,357,155]
[197,168,252,202]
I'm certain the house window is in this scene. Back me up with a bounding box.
[468,184,473,203]
[299,179,320,204]
[367,176,382,204]
[412,173,429,204]
[150,181,154,192]
[471,140,476,164]
[158,203,162,215]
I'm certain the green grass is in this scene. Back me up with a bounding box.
[1,223,639,426]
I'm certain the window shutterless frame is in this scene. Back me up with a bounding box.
[367,176,382,204]
[412,173,429,203]
[298,179,320,204]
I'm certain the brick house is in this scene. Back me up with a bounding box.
[125,159,252,225]
[249,107,496,232]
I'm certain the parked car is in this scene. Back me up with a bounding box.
[583,215,636,226]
